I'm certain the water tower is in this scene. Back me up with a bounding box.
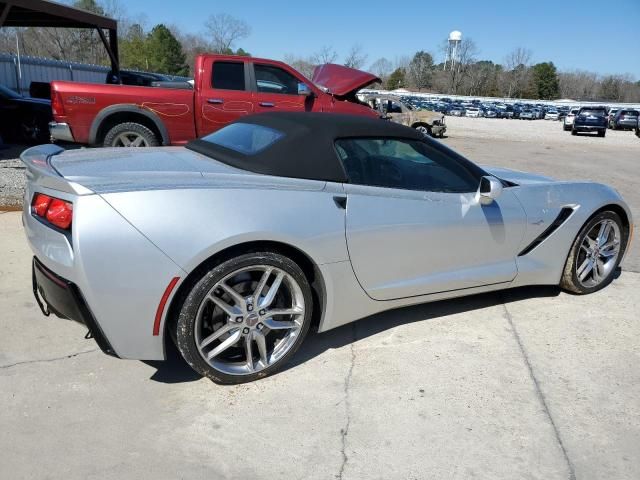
[445,30,462,70]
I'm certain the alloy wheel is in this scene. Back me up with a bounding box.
[113,132,149,147]
[194,265,305,376]
[576,219,621,288]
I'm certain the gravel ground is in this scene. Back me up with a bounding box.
[0,144,27,209]
[445,115,640,147]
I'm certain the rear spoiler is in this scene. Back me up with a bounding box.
[20,145,93,195]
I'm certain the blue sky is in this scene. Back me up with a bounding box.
[120,0,639,77]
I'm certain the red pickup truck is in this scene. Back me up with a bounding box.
[49,54,381,147]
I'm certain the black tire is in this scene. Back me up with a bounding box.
[598,130,606,138]
[103,122,159,147]
[563,124,570,131]
[413,123,432,137]
[571,129,577,135]
[175,251,314,384]
[560,211,627,294]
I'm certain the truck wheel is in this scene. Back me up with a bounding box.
[413,124,432,137]
[103,122,159,147]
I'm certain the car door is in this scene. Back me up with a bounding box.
[337,137,526,300]
[250,62,315,114]
[196,58,254,136]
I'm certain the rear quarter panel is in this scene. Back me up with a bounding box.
[24,192,184,360]
[100,183,349,273]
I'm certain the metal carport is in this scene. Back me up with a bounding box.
[0,0,119,77]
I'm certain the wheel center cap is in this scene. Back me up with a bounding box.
[246,313,259,327]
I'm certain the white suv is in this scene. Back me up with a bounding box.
[563,107,580,131]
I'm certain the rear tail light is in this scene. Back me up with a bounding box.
[31,193,73,230]
[51,91,65,117]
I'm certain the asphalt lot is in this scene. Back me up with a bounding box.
[1,119,639,479]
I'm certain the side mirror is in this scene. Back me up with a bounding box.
[298,83,312,96]
[479,176,503,205]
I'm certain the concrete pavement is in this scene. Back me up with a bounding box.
[1,210,639,480]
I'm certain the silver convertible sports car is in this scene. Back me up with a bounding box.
[23,113,632,384]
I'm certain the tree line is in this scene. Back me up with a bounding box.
[0,0,638,102]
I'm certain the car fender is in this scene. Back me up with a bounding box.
[88,104,170,146]
[511,181,632,287]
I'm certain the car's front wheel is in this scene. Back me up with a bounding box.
[413,123,432,137]
[560,211,626,294]
[175,251,313,384]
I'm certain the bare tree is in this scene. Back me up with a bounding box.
[443,38,478,94]
[406,51,434,90]
[174,30,213,75]
[205,13,251,53]
[369,57,392,78]
[504,47,532,98]
[283,54,315,80]
[558,70,599,100]
[310,45,338,65]
[393,55,411,71]
[343,44,367,69]
[504,47,532,71]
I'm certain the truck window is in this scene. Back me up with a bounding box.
[212,61,246,91]
[254,64,299,95]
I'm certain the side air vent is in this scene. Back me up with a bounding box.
[518,207,575,256]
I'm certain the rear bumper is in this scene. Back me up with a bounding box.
[573,125,605,131]
[615,120,638,128]
[49,122,75,143]
[32,256,118,357]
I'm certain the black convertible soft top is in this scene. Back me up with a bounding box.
[186,112,424,183]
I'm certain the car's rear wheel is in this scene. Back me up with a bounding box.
[175,252,313,384]
[560,211,626,294]
[103,122,159,147]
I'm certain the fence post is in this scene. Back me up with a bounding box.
[69,62,73,81]
[12,55,20,95]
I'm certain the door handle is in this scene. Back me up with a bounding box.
[259,102,275,107]
[207,98,224,104]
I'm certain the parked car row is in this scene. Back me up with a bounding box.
[394,95,577,120]
[391,93,639,140]
[563,105,639,137]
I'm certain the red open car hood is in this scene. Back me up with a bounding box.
[312,64,380,97]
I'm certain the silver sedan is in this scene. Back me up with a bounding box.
[23,112,633,384]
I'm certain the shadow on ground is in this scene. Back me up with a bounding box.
[143,284,561,384]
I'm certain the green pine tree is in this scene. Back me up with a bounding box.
[531,62,559,99]
[120,24,149,71]
[145,24,189,76]
[386,68,406,90]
